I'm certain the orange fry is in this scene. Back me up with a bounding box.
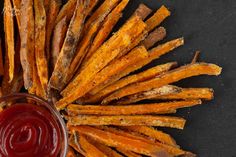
[51,17,68,69]
[145,5,171,32]
[56,15,147,109]
[0,39,4,76]
[103,63,222,104]
[69,132,86,156]
[34,0,48,92]
[4,0,15,82]
[133,3,152,20]
[68,115,186,129]
[152,88,214,100]
[67,100,201,116]
[66,146,76,157]
[116,148,142,157]
[69,126,171,156]
[84,62,177,103]
[81,0,129,68]
[12,0,21,27]
[49,0,88,90]
[143,27,167,49]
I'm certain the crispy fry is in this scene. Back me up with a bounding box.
[145,5,171,32]
[49,0,89,90]
[66,146,76,157]
[69,126,171,156]
[87,38,184,97]
[86,0,100,16]
[103,63,222,104]
[51,17,68,69]
[78,134,108,157]
[116,148,142,157]
[55,0,77,24]
[87,137,123,157]
[12,0,21,27]
[116,85,181,104]
[124,126,178,147]
[84,62,177,103]
[69,132,86,156]
[191,51,200,64]
[68,115,186,129]
[45,0,62,60]
[143,27,167,49]
[0,39,4,76]
[56,16,147,109]
[67,100,201,116]
[81,0,129,68]
[19,0,34,89]
[63,46,148,100]
[133,3,152,20]
[4,0,15,82]
[34,0,48,92]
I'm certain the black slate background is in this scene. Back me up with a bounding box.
[1,0,236,156]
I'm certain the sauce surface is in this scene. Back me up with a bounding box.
[0,103,61,157]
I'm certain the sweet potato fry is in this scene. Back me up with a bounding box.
[55,0,77,24]
[143,27,167,49]
[19,0,34,89]
[145,5,171,32]
[133,3,152,20]
[69,126,171,156]
[67,100,201,116]
[45,0,62,60]
[103,63,222,104]
[51,17,68,69]
[34,0,48,92]
[63,46,148,100]
[116,148,142,157]
[83,0,121,33]
[69,132,86,156]
[78,134,108,157]
[4,0,15,82]
[66,146,76,157]
[68,115,186,129]
[86,38,184,97]
[86,0,100,16]
[152,88,214,100]
[124,126,178,147]
[83,62,177,103]
[116,85,181,104]
[56,16,147,109]
[12,0,21,27]
[0,39,4,76]
[49,0,88,90]
[81,0,129,68]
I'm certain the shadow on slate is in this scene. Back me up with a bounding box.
[1,0,236,156]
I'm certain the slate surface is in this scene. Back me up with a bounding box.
[1,1,236,156]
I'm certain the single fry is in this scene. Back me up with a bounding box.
[78,134,108,157]
[0,39,4,76]
[34,0,48,92]
[63,46,148,100]
[69,126,171,156]
[68,115,186,129]
[84,62,177,103]
[124,126,178,147]
[116,85,181,105]
[145,5,171,32]
[86,0,100,16]
[56,15,147,109]
[66,146,76,157]
[143,27,167,49]
[4,0,15,82]
[69,132,86,156]
[12,0,21,27]
[49,0,88,90]
[87,38,184,97]
[19,0,34,89]
[81,0,130,67]
[116,148,142,157]
[55,0,77,24]
[67,100,201,116]
[152,88,214,100]
[103,63,222,104]
[51,17,68,69]
[133,3,152,20]
[45,0,62,60]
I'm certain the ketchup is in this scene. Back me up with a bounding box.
[0,103,61,157]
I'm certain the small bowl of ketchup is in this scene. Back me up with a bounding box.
[0,93,68,157]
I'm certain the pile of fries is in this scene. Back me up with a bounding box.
[0,0,222,156]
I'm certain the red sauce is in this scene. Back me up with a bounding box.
[0,103,61,157]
